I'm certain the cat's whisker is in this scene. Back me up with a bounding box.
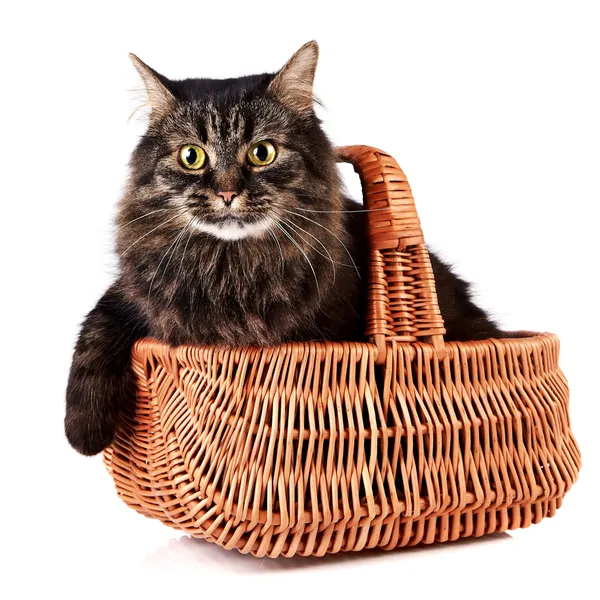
[282,191,397,214]
[267,229,285,279]
[146,221,192,308]
[280,217,337,284]
[281,209,361,280]
[293,205,394,214]
[274,221,320,300]
[281,217,356,270]
[174,219,196,287]
[118,212,185,259]
[156,219,194,292]
[115,208,174,232]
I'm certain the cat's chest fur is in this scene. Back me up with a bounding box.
[124,239,342,346]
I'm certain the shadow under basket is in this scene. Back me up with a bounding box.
[104,145,580,558]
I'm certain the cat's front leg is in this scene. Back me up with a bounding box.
[65,281,147,455]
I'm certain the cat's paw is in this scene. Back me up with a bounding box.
[64,403,117,456]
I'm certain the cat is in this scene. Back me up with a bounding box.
[65,41,504,456]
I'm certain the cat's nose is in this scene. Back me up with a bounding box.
[216,190,238,207]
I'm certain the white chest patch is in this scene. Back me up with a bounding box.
[192,217,273,241]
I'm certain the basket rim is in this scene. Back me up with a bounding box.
[131,330,559,361]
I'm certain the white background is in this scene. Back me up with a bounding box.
[2,1,598,598]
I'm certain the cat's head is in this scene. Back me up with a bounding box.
[119,41,342,248]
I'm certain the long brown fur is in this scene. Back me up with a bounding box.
[65,42,502,456]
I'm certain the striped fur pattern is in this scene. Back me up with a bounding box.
[68,45,504,460]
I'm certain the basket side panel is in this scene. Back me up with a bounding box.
[109,341,397,557]
[380,335,580,547]
[160,342,388,557]
[104,341,182,527]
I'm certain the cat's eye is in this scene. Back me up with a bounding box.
[247,141,277,166]
[179,144,206,170]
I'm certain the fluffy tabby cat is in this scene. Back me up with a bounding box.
[65,42,505,456]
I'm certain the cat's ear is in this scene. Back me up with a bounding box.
[129,54,175,120]
[268,41,319,115]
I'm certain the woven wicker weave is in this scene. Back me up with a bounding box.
[104,145,580,558]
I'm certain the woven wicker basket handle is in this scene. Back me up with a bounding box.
[337,145,447,361]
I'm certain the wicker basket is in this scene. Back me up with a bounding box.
[104,145,580,558]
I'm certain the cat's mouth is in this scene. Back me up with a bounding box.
[191,215,274,241]
[211,215,249,225]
